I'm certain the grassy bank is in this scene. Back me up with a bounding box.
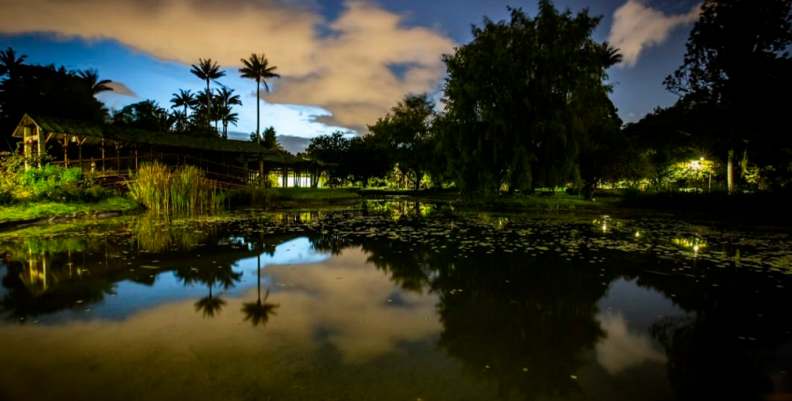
[233,187,361,207]
[0,196,141,224]
[459,192,611,211]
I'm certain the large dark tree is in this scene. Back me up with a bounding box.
[441,2,621,194]
[0,59,107,150]
[261,126,280,149]
[368,94,436,190]
[305,131,351,187]
[665,0,792,192]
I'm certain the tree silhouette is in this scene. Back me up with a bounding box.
[0,47,26,78]
[217,87,242,139]
[189,58,225,129]
[170,89,196,131]
[239,53,280,144]
[77,69,113,95]
[664,0,792,192]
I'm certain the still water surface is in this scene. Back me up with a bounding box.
[1,203,791,400]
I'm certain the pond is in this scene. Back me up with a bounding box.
[1,202,791,400]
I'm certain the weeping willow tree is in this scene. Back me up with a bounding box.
[440,1,622,194]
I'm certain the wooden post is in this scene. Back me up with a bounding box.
[23,126,32,170]
[101,139,106,172]
[244,160,249,184]
[36,126,43,169]
[115,142,121,174]
[78,137,83,169]
[258,159,264,186]
[282,168,288,188]
[63,136,69,168]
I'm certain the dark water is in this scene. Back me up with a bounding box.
[1,202,791,400]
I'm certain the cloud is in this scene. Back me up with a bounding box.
[608,0,701,67]
[596,312,666,375]
[277,135,312,154]
[0,0,454,131]
[105,81,137,97]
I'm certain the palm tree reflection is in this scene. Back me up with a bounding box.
[176,263,241,319]
[195,286,226,318]
[241,253,280,327]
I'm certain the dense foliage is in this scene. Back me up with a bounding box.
[662,0,792,191]
[0,151,111,205]
[0,55,107,149]
[440,3,622,194]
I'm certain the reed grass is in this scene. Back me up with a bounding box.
[127,162,230,213]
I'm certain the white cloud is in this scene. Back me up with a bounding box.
[104,81,137,97]
[609,0,701,68]
[596,312,666,375]
[0,0,454,131]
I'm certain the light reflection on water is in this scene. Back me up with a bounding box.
[1,207,791,400]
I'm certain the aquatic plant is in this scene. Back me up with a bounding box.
[127,161,230,213]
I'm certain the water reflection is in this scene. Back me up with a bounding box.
[0,209,791,400]
[241,253,279,327]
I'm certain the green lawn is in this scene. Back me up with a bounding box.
[0,196,141,223]
[268,187,360,200]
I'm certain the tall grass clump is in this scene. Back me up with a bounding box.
[127,162,229,213]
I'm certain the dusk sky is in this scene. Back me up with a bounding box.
[0,0,702,150]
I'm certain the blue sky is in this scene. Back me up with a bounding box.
[0,0,701,148]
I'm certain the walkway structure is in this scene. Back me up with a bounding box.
[11,114,326,188]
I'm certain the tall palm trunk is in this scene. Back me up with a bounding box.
[206,79,211,128]
[256,79,261,144]
[727,148,734,193]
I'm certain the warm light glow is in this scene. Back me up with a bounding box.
[635,232,640,238]
[673,238,707,252]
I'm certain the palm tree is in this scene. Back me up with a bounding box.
[217,87,242,139]
[170,89,196,131]
[195,89,220,133]
[170,89,196,116]
[189,58,225,129]
[221,107,239,139]
[599,42,623,68]
[239,53,280,144]
[77,69,113,95]
[241,253,280,327]
[0,47,26,78]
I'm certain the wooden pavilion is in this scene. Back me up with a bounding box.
[11,114,326,188]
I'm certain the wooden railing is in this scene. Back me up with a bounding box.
[48,152,317,188]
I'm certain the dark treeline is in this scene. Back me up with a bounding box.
[304,0,792,197]
[0,52,282,149]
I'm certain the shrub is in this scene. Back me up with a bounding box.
[0,151,111,203]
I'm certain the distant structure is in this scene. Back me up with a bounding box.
[11,114,327,188]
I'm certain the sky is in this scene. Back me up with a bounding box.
[0,0,703,152]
